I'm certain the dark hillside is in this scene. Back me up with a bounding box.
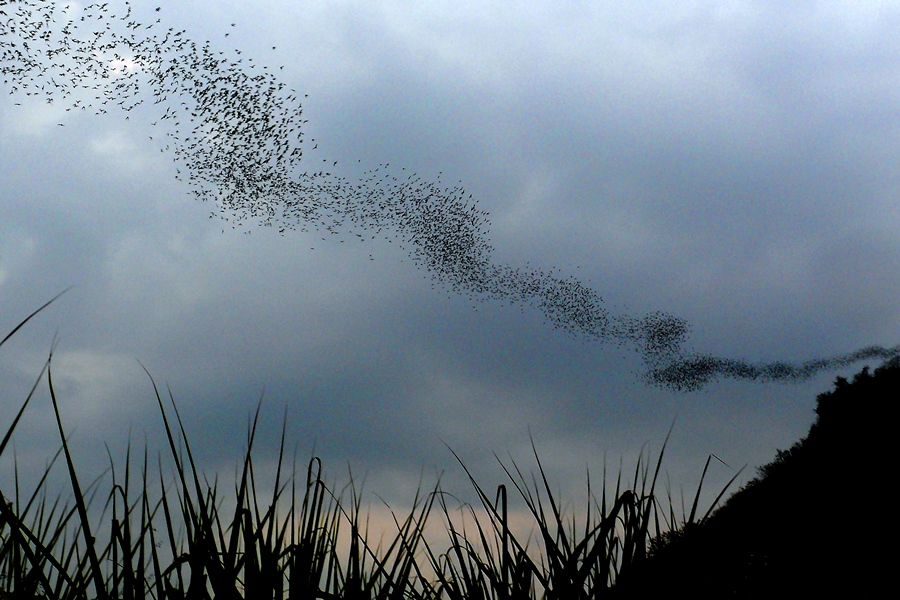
[614,359,897,598]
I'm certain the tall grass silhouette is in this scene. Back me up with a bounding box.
[0,294,739,599]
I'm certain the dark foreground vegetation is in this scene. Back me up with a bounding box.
[613,358,896,599]
[0,299,893,598]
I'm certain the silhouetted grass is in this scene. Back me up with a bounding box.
[0,296,734,599]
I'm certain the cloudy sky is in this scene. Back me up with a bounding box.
[2,0,899,533]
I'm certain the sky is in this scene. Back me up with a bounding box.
[2,0,900,541]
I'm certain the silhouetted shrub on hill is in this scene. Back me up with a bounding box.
[614,359,897,599]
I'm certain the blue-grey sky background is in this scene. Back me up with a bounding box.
[2,0,899,522]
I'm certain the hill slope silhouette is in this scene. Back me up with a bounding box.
[614,359,896,598]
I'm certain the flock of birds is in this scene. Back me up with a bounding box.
[3,0,899,392]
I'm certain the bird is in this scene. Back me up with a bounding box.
[4,0,876,392]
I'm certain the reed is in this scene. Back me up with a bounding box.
[0,296,733,599]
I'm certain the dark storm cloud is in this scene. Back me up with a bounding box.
[3,0,899,394]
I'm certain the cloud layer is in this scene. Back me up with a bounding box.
[3,0,897,395]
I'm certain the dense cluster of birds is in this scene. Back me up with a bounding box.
[645,345,900,392]
[3,0,898,392]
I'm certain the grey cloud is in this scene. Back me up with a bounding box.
[5,0,899,394]
[3,1,900,518]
